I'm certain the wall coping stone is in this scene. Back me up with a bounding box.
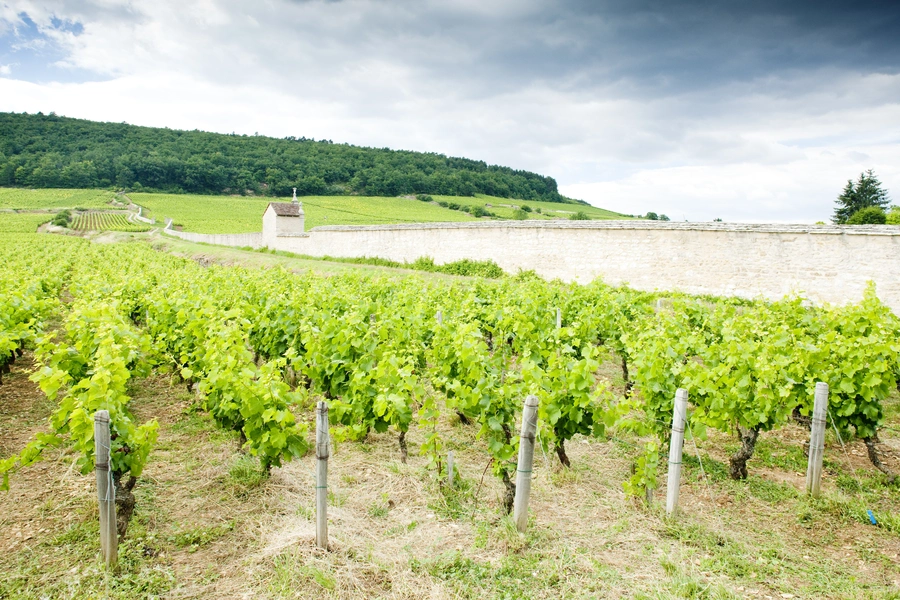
[305,220,900,236]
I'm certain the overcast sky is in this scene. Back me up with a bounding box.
[1,1,898,222]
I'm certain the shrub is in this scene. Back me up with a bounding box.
[410,256,437,271]
[416,194,433,202]
[438,201,449,208]
[535,207,541,214]
[512,208,528,220]
[847,206,887,224]
[645,212,659,220]
[471,206,487,218]
[447,202,460,211]
[437,258,505,278]
[521,205,532,213]
[887,207,900,225]
[514,269,543,282]
[569,211,589,221]
[51,209,72,227]
[406,256,504,278]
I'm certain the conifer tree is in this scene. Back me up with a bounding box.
[833,169,891,224]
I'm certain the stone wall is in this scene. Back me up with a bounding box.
[132,205,154,224]
[158,218,900,312]
[268,221,900,312]
[162,228,263,249]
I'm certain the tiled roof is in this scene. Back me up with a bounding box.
[268,202,302,217]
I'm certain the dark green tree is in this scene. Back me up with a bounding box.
[833,170,891,224]
[0,112,567,203]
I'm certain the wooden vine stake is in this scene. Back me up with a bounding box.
[316,401,330,550]
[94,410,117,567]
[436,310,443,326]
[806,382,829,497]
[513,394,539,532]
[666,388,689,516]
[555,307,562,329]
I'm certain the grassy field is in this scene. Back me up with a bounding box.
[0,188,117,210]
[0,188,632,235]
[130,192,632,234]
[147,234,471,279]
[131,193,478,234]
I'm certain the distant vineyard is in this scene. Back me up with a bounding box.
[70,212,151,232]
[0,213,52,233]
[0,188,116,210]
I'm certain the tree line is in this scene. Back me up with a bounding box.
[0,112,564,201]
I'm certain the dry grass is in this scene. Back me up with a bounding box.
[1,354,899,599]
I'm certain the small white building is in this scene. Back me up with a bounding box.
[262,188,306,247]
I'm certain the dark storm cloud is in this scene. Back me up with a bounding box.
[6,0,898,97]
[398,0,900,96]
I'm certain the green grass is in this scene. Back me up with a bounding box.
[0,188,631,235]
[131,193,477,234]
[0,213,53,233]
[227,454,270,492]
[0,188,117,210]
[131,191,632,234]
[170,521,234,550]
[150,235,472,279]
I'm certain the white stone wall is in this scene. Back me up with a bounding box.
[268,221,900,312]
[163,228,263,249]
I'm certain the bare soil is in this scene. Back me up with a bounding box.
[1,356,898,599]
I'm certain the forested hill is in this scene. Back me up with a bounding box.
[0,112,565,201]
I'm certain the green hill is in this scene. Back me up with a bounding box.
[0,112,568,202]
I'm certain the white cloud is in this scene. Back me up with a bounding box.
[564,144,900,223]
[0,0,898,222]
[0,64,11,75]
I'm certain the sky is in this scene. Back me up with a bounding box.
[1,1,899,222]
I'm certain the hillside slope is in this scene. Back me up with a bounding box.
[0,112,564,201]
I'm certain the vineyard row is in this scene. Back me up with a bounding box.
[1,233,898,538]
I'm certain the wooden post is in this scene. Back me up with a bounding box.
[666,389,689,516]
[316,401,329,550]
[513,395,539,532]
[806,382,829,497]
[447,451,455,488]
[437,310,443,326]
[556,307,561,329]
[94,410,117,567]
